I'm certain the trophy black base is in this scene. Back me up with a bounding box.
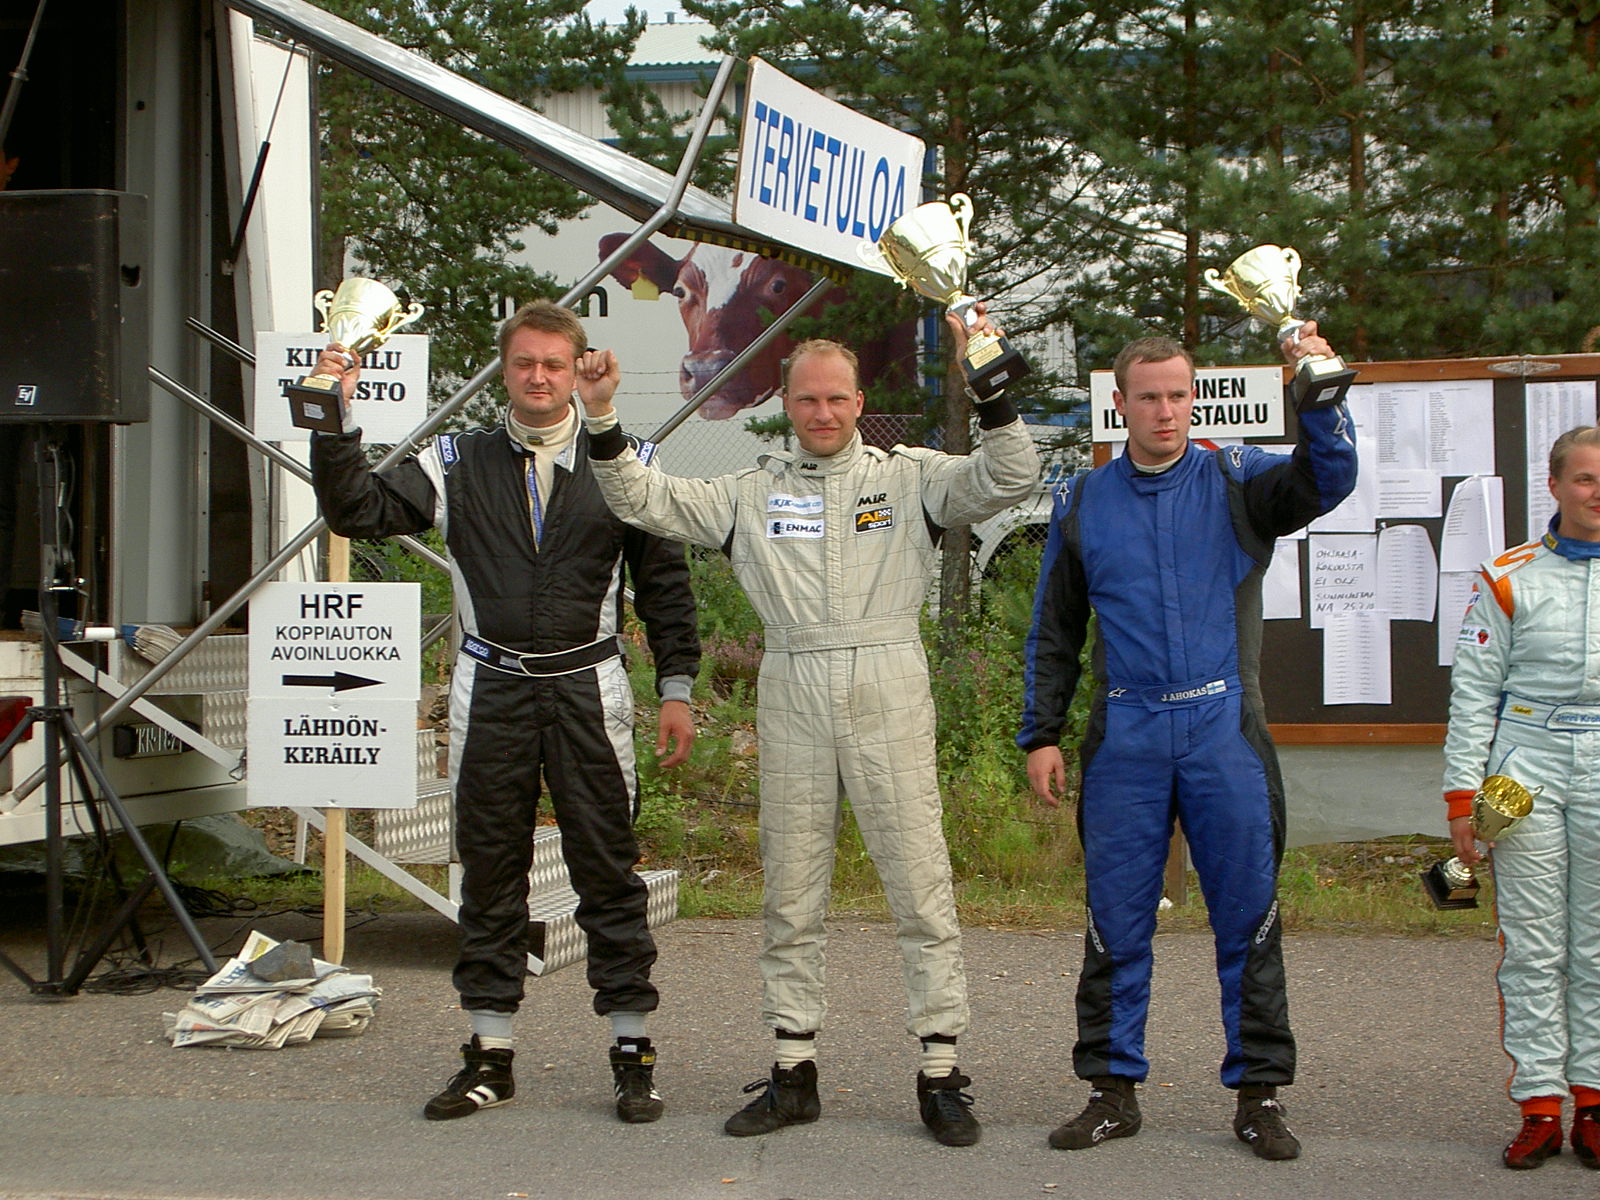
[965,332,1032,403]
[285,375,347,434]
[1289,355,1358,413]
[1421,862,1480,910]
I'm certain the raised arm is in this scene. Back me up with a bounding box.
[576,347,742,550]
[1239,321,1359,541]
[307,346,439,539]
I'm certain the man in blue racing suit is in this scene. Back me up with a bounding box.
[1018,325,1356,1160]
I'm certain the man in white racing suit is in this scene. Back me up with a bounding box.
[577,320,1038,1147]
[1444,424,1600,1170]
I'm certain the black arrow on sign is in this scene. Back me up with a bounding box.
[281,672,382,692]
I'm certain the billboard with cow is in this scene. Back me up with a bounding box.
[515,211,916,479]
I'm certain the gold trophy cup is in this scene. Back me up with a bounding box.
[1204,244,1357,411]
[859,194,1031,402]
[1421,774,1539,910]
[285,278,424,433]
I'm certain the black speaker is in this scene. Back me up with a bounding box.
[0,190,149,424]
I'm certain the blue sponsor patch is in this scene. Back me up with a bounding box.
[438,434,458,466]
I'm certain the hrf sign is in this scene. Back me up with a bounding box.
[246,582,421,809]
[1089,365,1286,444]
[252,331,429,443]
[734,57,926,276]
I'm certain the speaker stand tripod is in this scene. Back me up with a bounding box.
[0,431,217,996]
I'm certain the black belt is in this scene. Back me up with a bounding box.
[460,631,621,677]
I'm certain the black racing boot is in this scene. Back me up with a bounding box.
[1048,1075,1141,1150]
[1234,1085,1301,1161]
[423,1036,515,1120]
[610,1039,664,1124]
[917,1068,981,1146]
[723,1061,821,1136]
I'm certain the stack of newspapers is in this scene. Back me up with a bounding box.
[163,930,382,1049]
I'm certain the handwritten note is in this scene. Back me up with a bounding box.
[1307,534,1378,629]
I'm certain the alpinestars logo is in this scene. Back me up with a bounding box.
[1229,446,1245,469]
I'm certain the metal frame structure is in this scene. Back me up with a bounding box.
[12,0,844,918]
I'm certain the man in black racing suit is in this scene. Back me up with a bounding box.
[308,300,699,1125]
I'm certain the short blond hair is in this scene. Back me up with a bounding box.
[498,299,586,360]
[1550,425,1600,479]
[783,339,859,392]
[1113,336,1194,393]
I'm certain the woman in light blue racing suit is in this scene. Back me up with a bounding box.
[1443,424,1600,1171]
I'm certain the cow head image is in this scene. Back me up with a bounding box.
[599,235,847,420]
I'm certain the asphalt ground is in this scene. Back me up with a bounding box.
[0,902,1587,1200]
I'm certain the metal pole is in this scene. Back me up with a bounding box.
[324,54,741,461]
[150,361,449,574]
[552,55,737,314]
[0,0,48,150]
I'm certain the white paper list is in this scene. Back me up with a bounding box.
[1323,611,1392,705]
[1525,380,1598,542]
[1437,571,1481,668]
[1440,475,1505,573]
[1263,538,1302,620]
[1377,523,1438,621]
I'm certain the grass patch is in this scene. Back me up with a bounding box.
[182,861,450,915]
[1275,838,1498,937]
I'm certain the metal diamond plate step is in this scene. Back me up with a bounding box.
[122,635,248,695]
[529,868,679,976]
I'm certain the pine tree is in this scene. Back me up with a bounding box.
[1383,0,1600,357]
[1081,0,1600,362]
[314,0,642,422]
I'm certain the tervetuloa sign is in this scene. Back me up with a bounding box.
[734,57,927,275]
